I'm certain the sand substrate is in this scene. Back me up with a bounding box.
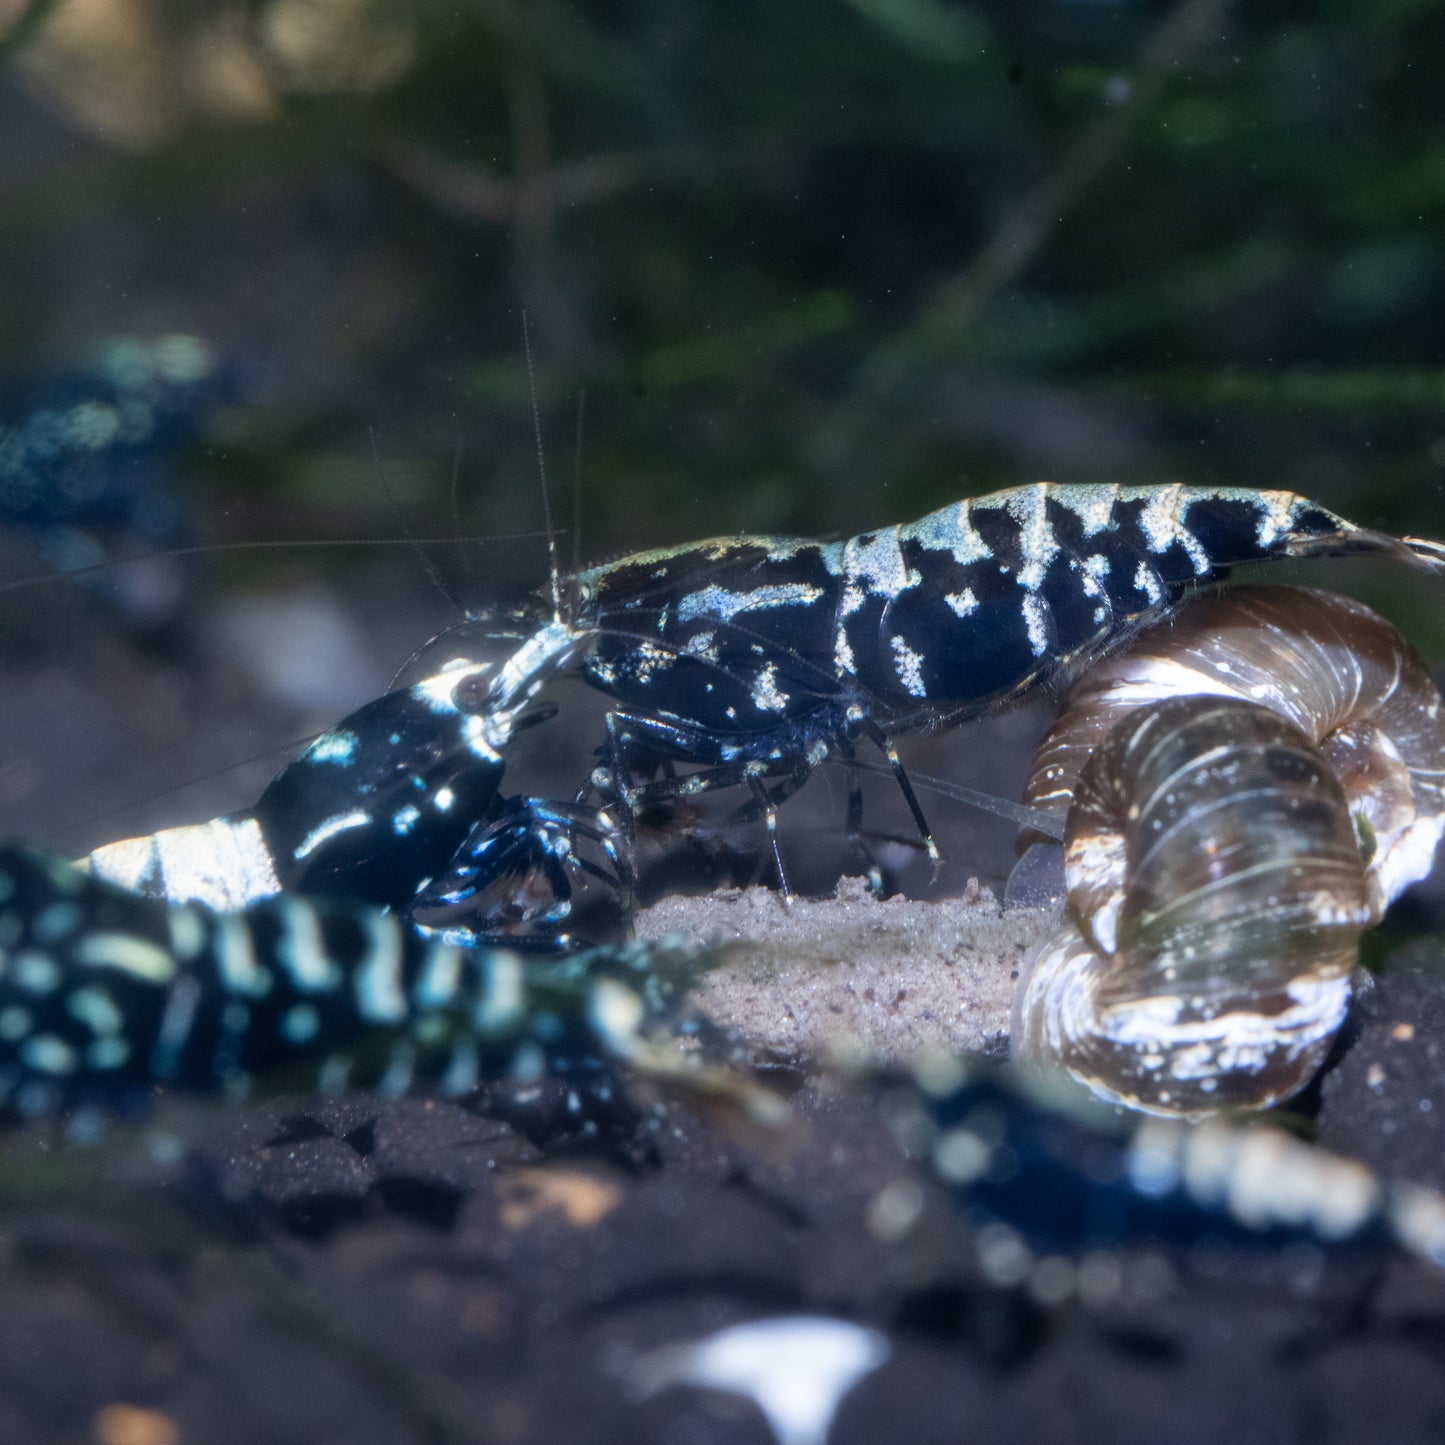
[636,879,1054,1062]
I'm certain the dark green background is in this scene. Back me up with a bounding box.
[2,0,1443,636]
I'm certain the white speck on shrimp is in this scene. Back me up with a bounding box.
[890,635,927,697]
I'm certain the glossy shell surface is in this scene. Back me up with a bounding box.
[1013,586,1445,1115]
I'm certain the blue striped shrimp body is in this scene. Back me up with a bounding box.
[576,484,1441,745]
[393,484,1445,939]
[553,484,1445,883]
[0,842,711,1124]
[79,483,1445,944]
[897,1058,1445,1273]
[82,617,585,921]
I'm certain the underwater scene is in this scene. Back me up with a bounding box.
[1,3,1445,1442]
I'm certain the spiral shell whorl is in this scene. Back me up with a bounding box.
[1014,696,1369,1114]
[1013,586,1445,1117]
[1024,586,1445,925]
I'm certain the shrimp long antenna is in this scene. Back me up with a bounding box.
[0,534,550,596]
[369,425,465,614]
[449,431,475,587]
[522,310,564,624]
[571,386,587,624]
[62,730,332,844]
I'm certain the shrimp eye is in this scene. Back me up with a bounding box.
[452,672,494,713]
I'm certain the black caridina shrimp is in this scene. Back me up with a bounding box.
[76,484,1445,951]
[79,615,596,931]
[409,483,1445,942]
[893,1053,1445,1280]
[0,840,716,1126]
[1009,585,1445,1116]
[0,333,253,639]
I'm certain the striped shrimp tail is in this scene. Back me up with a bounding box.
[0,843,723,1125]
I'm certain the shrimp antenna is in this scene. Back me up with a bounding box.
[0,532,552,597]
[368,425,465,615]
[522,310,564,625]
[448,430,475,588]
[570,386,587,625]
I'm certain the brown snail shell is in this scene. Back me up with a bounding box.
[1012,585,1445,1116]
